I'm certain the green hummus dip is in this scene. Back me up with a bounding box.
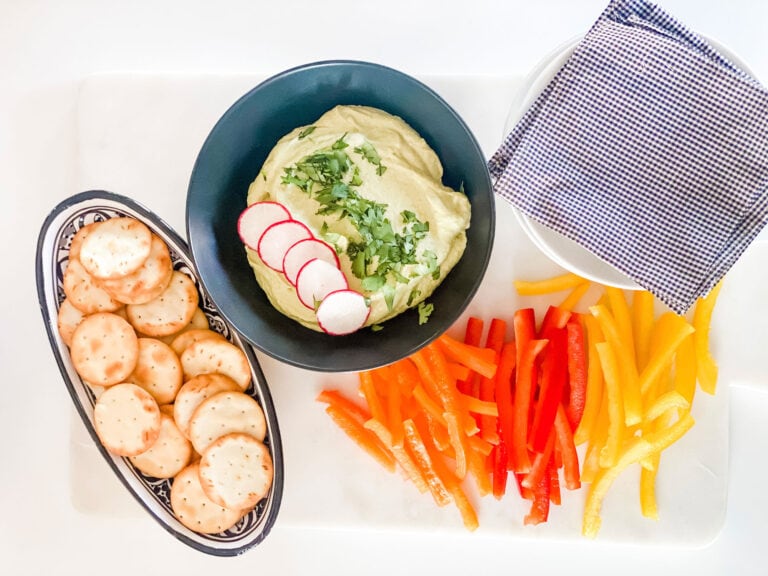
[246,105,471,332]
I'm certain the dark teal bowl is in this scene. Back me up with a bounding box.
[186,60,494,372]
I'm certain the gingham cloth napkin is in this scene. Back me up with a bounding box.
[489,0,768,313]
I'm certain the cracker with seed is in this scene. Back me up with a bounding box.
[79,217,153,280]
[170,462,244,534]
[69,221,97,261]
[173,374,240,439]
[100,234,173,305]
[170,328,226,357]
[57,297,86,347]
[126,271,199,337]
[180,338,251,391]
[130,338,183,404]
[93,383,161,456]
[188,390,267,455]
[63,258,123,314]
[70,312,139,386]
[129,412,191,478]
[198,433,273,510]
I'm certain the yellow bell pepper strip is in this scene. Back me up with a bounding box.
[559,281,592,311]
[582,412,695,537]
[511,338,549,473]
[693,280,723,394]
[673,334,697,408]
[565,316,588,431]
[605,286,636,367]
[530,326,569,453]
[595,342,625,468]
[514,272,586,295]
[632,290,656,370]
[581,387,610,484]
[324,404,397,473]
[638,312,695,397]
[643,391,690,424]
[574,315,605,446]
[590,304,642,426]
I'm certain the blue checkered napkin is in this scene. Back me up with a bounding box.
[489,0,768,313]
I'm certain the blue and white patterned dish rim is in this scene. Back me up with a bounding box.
[503,36,757,290]
[35,190,284,556]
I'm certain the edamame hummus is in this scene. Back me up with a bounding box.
[246,105,471,332]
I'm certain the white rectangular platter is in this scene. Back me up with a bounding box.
[72,72,734,547]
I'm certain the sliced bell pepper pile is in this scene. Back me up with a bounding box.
[316,272,723,537]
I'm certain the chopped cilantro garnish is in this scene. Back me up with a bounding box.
[417,301,434,325]
[281,134,434,307]
[407,289,421,307]
[298,126,317,139]
[370,324,384,332]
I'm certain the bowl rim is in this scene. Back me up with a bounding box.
[186,59,495,372]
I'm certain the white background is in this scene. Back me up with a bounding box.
[2,1,768,574]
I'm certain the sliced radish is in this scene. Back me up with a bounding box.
[295,258,349,309]
[257,220,313,271]
[237,201,292,250]
[282,238,340,286]
[316,289,370,336]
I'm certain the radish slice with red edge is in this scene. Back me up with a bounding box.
[295,258,348,309]
[316,289,370,335]
[257,220,313,271]
[237,201,292,250]
[283,238,340,286]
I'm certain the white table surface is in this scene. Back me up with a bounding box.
[3,1,768,575]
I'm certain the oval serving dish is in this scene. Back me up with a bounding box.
[35,190,283,556]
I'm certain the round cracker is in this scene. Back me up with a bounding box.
[180,338,251,391]
[57,297,86,347]
[70,312,139,386]
[63,258,123,314]
[93,383,161,456]
[126,271,199,337]
[170,462,243,534]
[79,217,153,280]
[173,374,241,439]
[69,221,98,261]
[198,433,273,510]
[188,390,267,455]
[129,413,191,478]
[130,338,183,404]
[100,234,173,305]
[170,328,226,357]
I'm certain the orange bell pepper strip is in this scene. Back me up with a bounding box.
[693,280,723,395]
[363,417,429,494]
[324,405,396,473]
[511,338,549,473]
[565,316,587,431]
[359,370,387,425]
[447,362,471,383]
[582,412,695,538]
[573,314,604,446]
[590,304,642,426]
[436,334,497,380]
[316,389,371,423]
[457,316,484,395]
[403,417,452,506]
[514,272,586,295]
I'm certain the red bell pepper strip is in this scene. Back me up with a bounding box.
[514,308,536,376]
[565,316,588,431]
[529,326,568,453]
[511,338,549,473]
[492,438,508,500]
[479,318,507,444]
[554,403,581,490]
[549,460,561,505]
[524,457,552,525]
[522,426,555,490]
[494,342,517,450]
[457,317,484,394]
[538,305,572,338]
